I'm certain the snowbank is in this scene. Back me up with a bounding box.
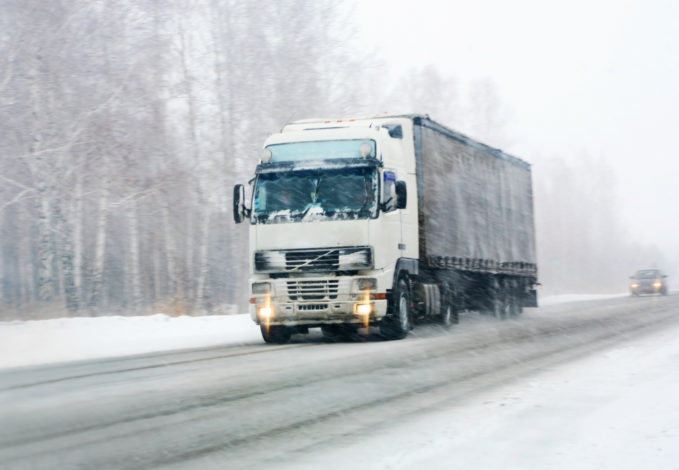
[0,313,260,369]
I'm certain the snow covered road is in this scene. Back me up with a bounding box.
[1,294,677,469]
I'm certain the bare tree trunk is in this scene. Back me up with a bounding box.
[152,230,161,306]
[34,188,55,301]
[185,200,195,309]
[178,18,202,311]
[209,0,233,160]
[72,170,83,310]
[195,209,211,312]
[53,196,77,312]
[0,218,4,312]
[208,0,236,311]
[89,173,108,312]
[18,203,35,309]
[127,199,143,313]
[162,203,178,299]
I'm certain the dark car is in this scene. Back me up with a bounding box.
[629,269,669,296]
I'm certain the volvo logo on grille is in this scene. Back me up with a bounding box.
[254,247,372,273]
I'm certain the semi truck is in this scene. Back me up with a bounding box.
[233,114,538,343]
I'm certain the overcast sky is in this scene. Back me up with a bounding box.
[352,0,679,271]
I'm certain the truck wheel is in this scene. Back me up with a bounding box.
[489,289,511,320]
[491,296,505,319]
[260,325,291,344]
[507,294,520,317]
[380,279,411,340]
[439,302,458,328]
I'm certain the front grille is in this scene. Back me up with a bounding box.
[287,280,339,301]
[286,250,339,271]
[254,247,372,273]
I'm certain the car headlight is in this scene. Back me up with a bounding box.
[630,282,639,288]
[653,281,662,288]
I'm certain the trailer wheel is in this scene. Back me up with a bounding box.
[438,283,458,328]
[480,278,507,320]
[260,325,291,344]
[380,279,411,340]
[507,294,520,317]
[439,302,459,328]
[491,295,506,320]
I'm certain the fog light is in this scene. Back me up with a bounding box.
[258,305,273,318]
[354,303,373,315]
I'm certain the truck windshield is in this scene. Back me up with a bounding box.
[252,167,377,224]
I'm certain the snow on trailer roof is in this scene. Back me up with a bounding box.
[415,116,531,171]
[282,113,531,171]
[282,112,409,129]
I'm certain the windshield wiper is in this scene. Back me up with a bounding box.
[299,203,314,220]
[299,176,323,220]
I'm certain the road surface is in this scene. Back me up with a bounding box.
[1,294,677,469]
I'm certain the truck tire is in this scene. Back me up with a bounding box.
[438,283,458,328]
[260,325,291,344]
[439,301,458,328]
[480,278,506,319]
[491,294,507,320]
[507,293,520,317]
[380,279,411,340]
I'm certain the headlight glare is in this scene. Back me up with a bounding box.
[258,305,273,318]
[354,302,373,315]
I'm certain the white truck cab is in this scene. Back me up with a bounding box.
[235,116,417,342]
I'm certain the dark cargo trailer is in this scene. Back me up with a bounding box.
[407,116,538,319]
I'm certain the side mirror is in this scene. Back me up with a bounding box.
[233,184,246,223]
[395,180,407,209]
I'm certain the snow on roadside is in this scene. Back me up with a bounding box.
[0,313,261,369]
[538,292,628,306]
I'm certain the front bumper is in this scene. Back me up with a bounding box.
[249,276,388,326]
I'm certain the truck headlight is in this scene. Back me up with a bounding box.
[653,281,662,288]
[252,282,271,295]
[352,278,376,292]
